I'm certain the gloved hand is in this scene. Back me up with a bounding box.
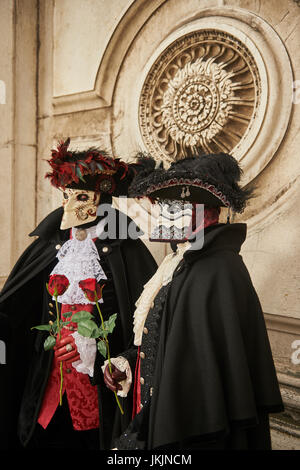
[54,335,80,363]
[104,363,127,392]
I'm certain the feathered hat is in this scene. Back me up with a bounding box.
[128,152,252,213]
[45,138,133,197]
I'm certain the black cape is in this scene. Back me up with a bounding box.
[116,223,284,450]
[0,206,157,450]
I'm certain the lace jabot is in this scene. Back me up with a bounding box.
[133,242,190,346]
[50,218,108,305]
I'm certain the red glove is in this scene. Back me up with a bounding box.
[54,336,80,363]
[104,363,127,392]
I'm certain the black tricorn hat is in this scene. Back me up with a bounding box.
[129,152,252,213]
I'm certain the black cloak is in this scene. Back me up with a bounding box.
[0,206,157,450]
[115,223,284,450]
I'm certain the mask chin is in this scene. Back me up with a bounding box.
[149,201,193,243]
[60,211,98,230]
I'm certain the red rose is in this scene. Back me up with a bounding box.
[47,274,70,296]
[79,278,105,302]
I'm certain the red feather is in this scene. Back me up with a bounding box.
[45,138,130,190]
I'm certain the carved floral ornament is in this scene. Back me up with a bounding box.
[139,29,261,163]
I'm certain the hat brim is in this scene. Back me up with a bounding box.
[129,154,252,213]
[145,179,230,207]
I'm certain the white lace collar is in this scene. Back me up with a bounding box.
[50,218,108,305]
[133,242,190,346]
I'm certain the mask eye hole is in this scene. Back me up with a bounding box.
[77,193,89,202]
[63,192,69,200]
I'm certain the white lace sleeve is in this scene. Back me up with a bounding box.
[101,356,132,397]
[71,331,97,377]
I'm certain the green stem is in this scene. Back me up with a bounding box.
[95,297,124,415]
[55,294,63,406]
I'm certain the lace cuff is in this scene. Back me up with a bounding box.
[101,356,132,397]
[71,332,97,377]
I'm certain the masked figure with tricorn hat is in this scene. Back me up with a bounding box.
[103,152,284,450]
[0,138,157,450]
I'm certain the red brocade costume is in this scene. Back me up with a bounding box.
[38,303,99,431]
[0,201,158,449]
[38,229,101,431]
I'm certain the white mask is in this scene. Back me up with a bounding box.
[149,201,193,242]
[60,188,100,230]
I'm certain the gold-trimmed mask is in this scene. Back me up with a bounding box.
[60,188,100,230]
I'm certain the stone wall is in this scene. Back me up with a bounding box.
[1,0,299,449]
[0,0,38,287]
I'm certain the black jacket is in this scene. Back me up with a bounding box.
[115,223,284,450]
[0,207,157,450]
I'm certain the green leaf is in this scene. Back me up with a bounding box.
[89,327,101,339]
[78,320,100,339]
[71,311,93,323]
[31,324,52,332]
[62,311,73,318]
[77,319,99,338]
[97,327,108,339]
[95,314,118,339]
[104,313,118,334]
[44,335,56,351]
[61,320,71,327]
[97,340,107,358]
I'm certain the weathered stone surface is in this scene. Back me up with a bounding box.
[0,1,14,289]
[0,0,37,286]
[53,0,135,96]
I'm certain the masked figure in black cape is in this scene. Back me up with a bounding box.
[103,152,284,450]
[0,139,157,450]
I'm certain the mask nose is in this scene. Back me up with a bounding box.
[60,189,100,230]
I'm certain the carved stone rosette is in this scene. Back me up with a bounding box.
[139,30,261,163]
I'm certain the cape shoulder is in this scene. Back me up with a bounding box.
[0,237,57,303]
[149,248,283,448]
